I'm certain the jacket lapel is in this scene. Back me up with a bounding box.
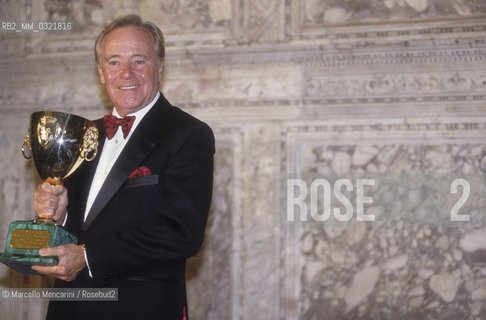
[82,95,170,231]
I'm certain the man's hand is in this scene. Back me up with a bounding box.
[31,244,86,281]
[33,182,68,224]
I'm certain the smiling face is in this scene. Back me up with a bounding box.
[97,26,163,116]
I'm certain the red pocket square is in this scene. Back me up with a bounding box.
[128,166,152,179]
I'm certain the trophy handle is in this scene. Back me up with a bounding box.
[80,126,99,162]
[62,125,99,180]
[21,127,32,159]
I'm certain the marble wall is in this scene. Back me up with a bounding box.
[1,0,486,319]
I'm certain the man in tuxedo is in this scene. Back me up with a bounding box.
[32,14,214,319]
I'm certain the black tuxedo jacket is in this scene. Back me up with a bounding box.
[46,94,214,320]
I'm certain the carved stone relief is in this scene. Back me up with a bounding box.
[1,0,486,320]
[140,0,232,33]
[299,0,486,26]
[43,0,139,32]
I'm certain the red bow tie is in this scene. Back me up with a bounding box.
[103,115,136,139]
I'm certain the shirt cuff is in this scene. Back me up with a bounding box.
[83,245,93,278]
[60,211,68,227]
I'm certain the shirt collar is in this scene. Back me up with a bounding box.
[111,91,160,138]
[112,91,160,118]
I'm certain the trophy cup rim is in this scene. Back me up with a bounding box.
[28,110,99,182]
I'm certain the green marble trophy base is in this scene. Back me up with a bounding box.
[0,220,77,275]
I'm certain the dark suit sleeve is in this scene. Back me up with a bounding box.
[84,120,215,283]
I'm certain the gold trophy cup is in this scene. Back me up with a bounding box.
[0,111,98,274]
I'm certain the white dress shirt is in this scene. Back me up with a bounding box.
[82,92,160,276]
